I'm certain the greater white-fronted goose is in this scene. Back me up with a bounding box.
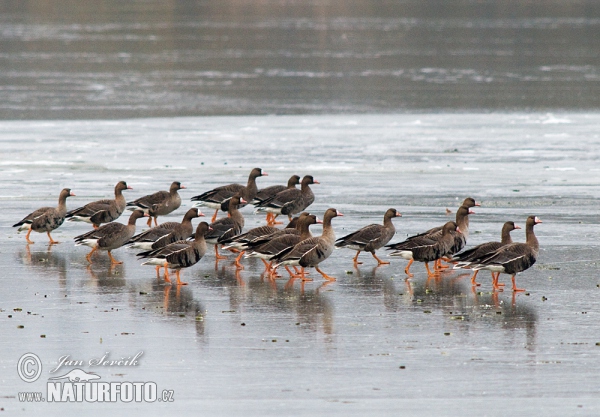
[223,212,309,252]
[451,221,520,286]
[13,188,75,244]
[272,208,343,281]
[245,213,319,276]
[127,181,185,227]
[66,181,132,228]
[138,222,211,286]
[74,210,147,265]
[414,197,478,240]
[335,208,401,266]
[127,208,204,251]
[401,198,478,270]
[254,175,319,223]
[252,174,301,225]
[191,168,267,222]
[387,221,460,277]
[464,216,541,292]
[204,195,246,261]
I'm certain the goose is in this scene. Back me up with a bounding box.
[66,181,132,228]
[335,208,401,266]
[138,222,211,285]
[126,181,185,227]
[190,168,267,222]
[74,210,147,265]
[13,188,75,244]
[451,221,520,286]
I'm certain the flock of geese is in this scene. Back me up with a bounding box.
[12,168,542,291]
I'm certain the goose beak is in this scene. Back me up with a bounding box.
[514,224,521,229]
[396,212,402,217]
[261,172,269,176]
[70,192,76,197]
[469,209,475,214]
[535,217,543,224]
[180,185,186,189]
[313,180,320,184]
[197,210,205,217]
[240,197,248,204]
[336,210,344,216]
[456,226,462,233]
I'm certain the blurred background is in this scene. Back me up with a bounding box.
[0,0,599,119]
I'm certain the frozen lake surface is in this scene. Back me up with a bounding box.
[1,0,600,119]
[1,113,600,415]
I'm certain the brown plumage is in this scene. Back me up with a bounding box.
[252,174,301,225]
[387,221,460,277]
[245,213,319,275]
[127,208,204,251]
[204,195,246,260]
[66,181,132,228]
[335,208,401,266]
[409,198,478,254]
[451,221,520,286]
[254,175,319,222]
[464,216,541,292]
[127,181,185,227]
[191,168,267,222]
[272,208,343,281]
[138,222,211,285]
[74,210,147,265]
[13,188,75,244]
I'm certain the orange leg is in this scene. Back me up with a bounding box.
[175,270,188,286]
[284,265,297,278]
[353,251,363,265]
[435,259,449,271]
[269,266,282,279]
[288,266,311,281]
[153,217,158,227]
[234,251,245,268]
[25,228,35,244]
[46,231,60,244]
[93,224,99,230]
[265,213,272,224]
[270,214,283,225]
[211,209,218,223]
[214,245,228,260]
[260,258,271,271]
[146,217,152,227]
[492,273,506,290]
[315,266,336,282]
[470,270,480,286]
[155,265,162,277]
[371,252,389,265]
[424,262,438,277]
[107,250,123,265]
[164,263,172,284]
[511,275,525,292]
[404,259,414,277]
[85,246,98,263]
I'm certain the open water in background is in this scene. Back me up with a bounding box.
[0,0,599,119]
[1,1,600,416]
